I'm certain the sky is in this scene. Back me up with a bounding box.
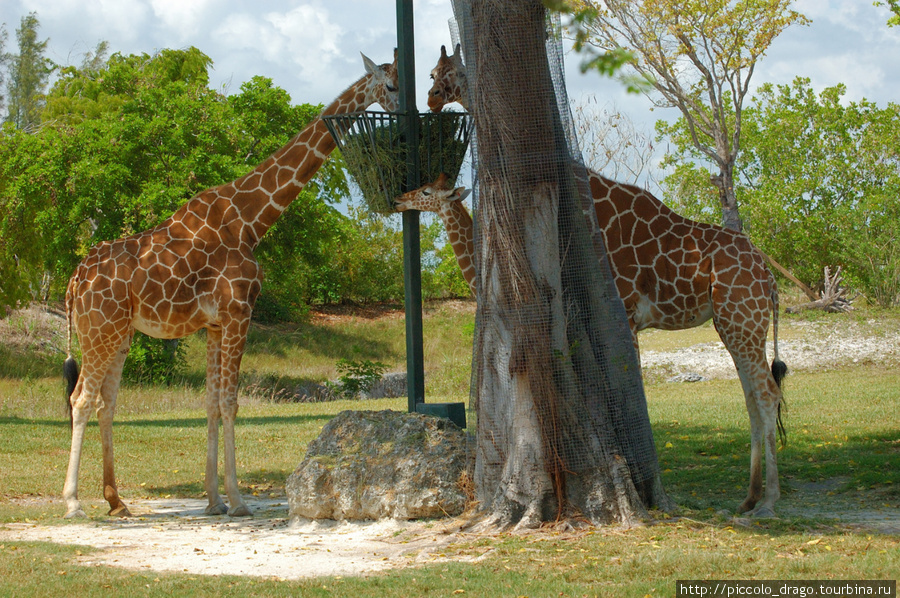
[2,0,899,146]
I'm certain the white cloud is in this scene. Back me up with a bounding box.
[212,4,345,92]
[10,0,152,55]
[148,0,215,43]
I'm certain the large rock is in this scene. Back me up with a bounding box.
[286,410,469,521]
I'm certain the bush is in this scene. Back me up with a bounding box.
[123,333,186,385]
[330,358,388,399]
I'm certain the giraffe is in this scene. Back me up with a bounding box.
[395,174,475,294]
[61,53,399,519]
[416,45,788,517]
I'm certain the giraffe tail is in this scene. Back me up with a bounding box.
[770,282,789,447]
[63,274,80,429]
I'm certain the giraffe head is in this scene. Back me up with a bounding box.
[427,44,467,113]
[394,173,471,213]
[361,50,400,112]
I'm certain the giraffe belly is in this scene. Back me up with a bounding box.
[133,306,209,340]
[631,294,713,332]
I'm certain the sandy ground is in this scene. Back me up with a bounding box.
[2,315,898,580]
[641,318,900,381]
[0,498,473,580]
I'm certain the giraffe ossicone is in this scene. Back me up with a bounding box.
[62,52,399,520]
[419,45,788,517]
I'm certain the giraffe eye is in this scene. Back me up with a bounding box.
[386,85,397,93]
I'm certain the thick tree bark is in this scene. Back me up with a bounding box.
[465,0,670,529]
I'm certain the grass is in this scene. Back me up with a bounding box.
[1,300,898,596]
[1,528,895,598]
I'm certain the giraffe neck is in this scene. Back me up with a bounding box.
[439,201,477,294]
[226,75,375,247]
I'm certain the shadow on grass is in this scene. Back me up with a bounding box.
[144,468,291,499]
[0,412,334,430]
[0,316,400,383]
[654,423,900,513]
[243,319,401,363]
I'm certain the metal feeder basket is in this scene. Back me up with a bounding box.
[323,111,471,214]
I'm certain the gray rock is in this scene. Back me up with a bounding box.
[666,372,707,383]
[359,372,408,399]
[286,409,470,521]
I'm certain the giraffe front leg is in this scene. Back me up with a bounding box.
[219,321,251,517]
[222,412,251,517]
[204,328,228,516]
[204,415,227,515]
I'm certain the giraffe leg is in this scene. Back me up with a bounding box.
[737,385,764,514]
[98,334,133,517]
[743,375,782,517]
[63,375,90,518]
[63,349,119,518]
[204,327,227,516]
[712,282,782,517]
[220,320,251,517]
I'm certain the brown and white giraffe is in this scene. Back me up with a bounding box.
[395,173,475,294]
[416,45,788,517]
[61,53,399,519]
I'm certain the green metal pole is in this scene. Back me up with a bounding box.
[397,0,424,412]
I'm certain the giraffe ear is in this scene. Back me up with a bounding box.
[361,52,378,74]
[452,187,471,203]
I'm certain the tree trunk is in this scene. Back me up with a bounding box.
[711,163,743,233]
[462,0,670,529]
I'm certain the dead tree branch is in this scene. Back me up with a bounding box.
[786,266,855,314]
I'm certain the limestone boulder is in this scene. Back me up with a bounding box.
[286,409,469,521]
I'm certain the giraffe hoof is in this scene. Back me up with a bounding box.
[205,502,228,516]
[64,508,87,519]
[108,505,132,518]
[749,506,777,519]
[737,500,757,514]
[228,504,253,517]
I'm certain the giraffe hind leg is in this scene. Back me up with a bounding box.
[98,334,133,517]
[729,347,783,517]
[711,288,782,517]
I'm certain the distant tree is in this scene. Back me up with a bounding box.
[661,77,900,305]
[1,47,353,310]
[0,24,8,115]
[4,12,55,130]
[1,44,437,315]
[572,96,661,190]
[569,0,808,232]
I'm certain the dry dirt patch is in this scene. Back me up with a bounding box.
[0,498,472,580]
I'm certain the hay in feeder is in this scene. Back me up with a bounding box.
[331,112,469,214]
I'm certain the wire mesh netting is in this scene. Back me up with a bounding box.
[449,1,660,487]
[323,111,471,214]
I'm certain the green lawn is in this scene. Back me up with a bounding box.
[0,301,898,596]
